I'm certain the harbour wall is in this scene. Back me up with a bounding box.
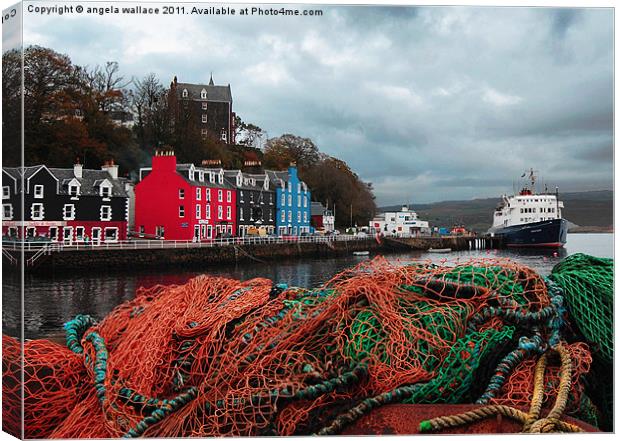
[4,235,499,273]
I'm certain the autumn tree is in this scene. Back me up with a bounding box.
[263,134,321,170]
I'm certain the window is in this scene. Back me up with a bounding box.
[288,211,292,222]
[303,197,307,208]
[179,189,185,199]
[34,185,44,198]
[210,173,215,183]
[304,212,308,222]
[201,89,207,99]
[179,205,185,217]
[69,184,80,197]
[297,183,301,193]
[201,129,208,137]
[297,195,301,207]
[206,189,211,202]
[63,204,75,220]
[227,206,231,219]
[218,174,223,184]
[202,114,208,123]
[240,190,244,202]
[199,172,204,182]
[100,205,112,221]
[221,131,227,142]
[196,204,201,219]
[189,171,195,181]
[139,226,145,235]
[2,186,9,199]
[288,194,292,206]
[288,182,292,191]
[76,227,85,241]
[2,204,12,220]
[156,226,165,238]
[105,228,118,242]
[196,188,201,200]
[281,194,285,206]
[182,89,188,98]
[218,190,223,202]
[31,203,44,220]
[202,102,208,110]
[281,211,285,222]
[240,207,244,221]
[227,191,232,203]
[297,212,301,222]
[218,206,223,219]
[100,186,111,198]
[206,205,211,218]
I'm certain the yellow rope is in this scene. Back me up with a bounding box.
[419,344,585,433]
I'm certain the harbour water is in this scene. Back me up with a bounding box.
[2,233,613,339]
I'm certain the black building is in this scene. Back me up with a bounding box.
[169,75,235,144]
[224,170,276,236]
[2,162,130,243]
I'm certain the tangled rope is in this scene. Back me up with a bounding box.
[420,344,584,433]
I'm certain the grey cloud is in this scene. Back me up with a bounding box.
[21,4,613,205]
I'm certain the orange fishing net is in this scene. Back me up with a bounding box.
[2,257,597,437]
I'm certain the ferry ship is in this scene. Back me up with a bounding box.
[488,169,568,247]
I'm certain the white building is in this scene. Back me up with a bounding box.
[369,205,430,236]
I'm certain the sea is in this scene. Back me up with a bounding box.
[2,233,613,339]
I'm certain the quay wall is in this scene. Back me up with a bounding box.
[30,238,384,273]
[4,235,500,273]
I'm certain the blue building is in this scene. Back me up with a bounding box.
[267,165,311,236]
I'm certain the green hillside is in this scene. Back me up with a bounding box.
[380,190,613,233]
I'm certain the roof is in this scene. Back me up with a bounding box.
[48,168,129,197]
[223,170,271,191]
[265,170,289,187]
[176,82,232,103]
[311,201,326,216]
[2,165,129,197]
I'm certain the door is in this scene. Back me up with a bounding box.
[194,225,200,241]
[92,228,101,245]
[63,227,73,245]
[49,227,58,242]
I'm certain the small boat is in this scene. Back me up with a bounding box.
[427,248,452,253]
[353,251,370,256]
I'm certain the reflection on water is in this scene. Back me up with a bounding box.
[2,233,612,339]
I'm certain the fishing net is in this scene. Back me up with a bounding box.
[550,253,613,363]
[549,253,613,431]
[1,256,609,437]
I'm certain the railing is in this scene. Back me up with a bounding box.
[2,247,17,265]
[1,233,377,253]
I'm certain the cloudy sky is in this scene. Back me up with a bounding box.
[8,2,615,204]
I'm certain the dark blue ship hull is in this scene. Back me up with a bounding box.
[493,218,568,248]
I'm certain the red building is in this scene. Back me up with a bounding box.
[135,151,236,241]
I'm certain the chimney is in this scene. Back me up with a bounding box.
[74,161,83,179]
[152,149,177,173]
[102,159,119,180]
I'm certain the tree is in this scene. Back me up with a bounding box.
[234,115,265,149]
[301,156,376,228]
[2,49,21,166]
[131,73,171,151]
[2,45,143,174]
[83,61,130,113]
[263,134,321,170]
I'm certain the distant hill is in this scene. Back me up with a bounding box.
[379,190,613,233]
